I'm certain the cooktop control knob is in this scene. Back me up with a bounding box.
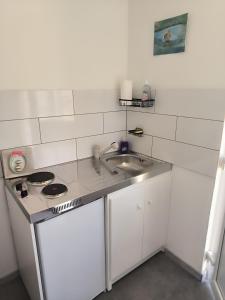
[9,151,26,174]
[21,190,28,198]
[15,182,28,198]
[15,183,23,191]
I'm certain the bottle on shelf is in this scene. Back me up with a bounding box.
[141,80,151,101]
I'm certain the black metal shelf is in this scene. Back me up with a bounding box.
[119,98,155,107]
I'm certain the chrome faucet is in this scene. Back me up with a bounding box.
[93,142,119,160]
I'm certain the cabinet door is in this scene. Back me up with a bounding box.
[36,199,105,300]
[109,185,144,281]
[142,172,171,258]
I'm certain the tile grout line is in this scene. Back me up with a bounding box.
[0,110,126,122]
[72,90,76,114]
[126,110,224,123]
[74,109,126,115]
[0,110,223,123]
[74,138,78,160]
[151,135,220,152]
[40,130,126,144]
[0,130,127,153]
[150,136,154,156]
[0,131,219,153]
[175,116,178,141]
[37,118,43,144]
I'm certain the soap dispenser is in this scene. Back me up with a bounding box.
[119,138,129,154]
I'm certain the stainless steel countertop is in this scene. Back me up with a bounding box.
[5,153,172,224]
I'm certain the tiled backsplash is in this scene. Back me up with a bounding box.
[76,131,126,160]
[152,138,219,177]
[154,89,225,120]
[0,89,126,173]
[0,88,224,178]
[127,89,225,178]
[0,90,74,120]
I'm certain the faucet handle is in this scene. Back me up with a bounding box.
[98,142,119,159]
[111,142,119,150]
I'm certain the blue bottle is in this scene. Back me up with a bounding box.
[119,140,129,154]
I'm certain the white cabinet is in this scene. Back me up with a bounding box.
[109,183,144,281]
[107,171,171,285]
[142,172,172,258]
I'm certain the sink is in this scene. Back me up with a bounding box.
[100,153,154,175]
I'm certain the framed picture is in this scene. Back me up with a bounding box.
[154,13,188,56]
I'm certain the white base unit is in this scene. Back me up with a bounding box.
[35,198,105,300]
[106,171,172,287]
[6,188,105,300]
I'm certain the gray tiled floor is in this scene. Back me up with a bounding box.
[0,252,215,300]
[0,275,29,300]
[95,252,215,300]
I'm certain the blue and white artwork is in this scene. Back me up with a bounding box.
[154,14,188,55]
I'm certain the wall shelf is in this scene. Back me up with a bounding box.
[119,98,155,108]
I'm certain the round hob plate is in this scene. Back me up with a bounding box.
[27,172,55,186]
[42,183,68,199]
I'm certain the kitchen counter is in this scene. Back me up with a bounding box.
[5,153,172,223]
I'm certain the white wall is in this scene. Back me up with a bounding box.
[128,0,225,273]
[0,0,128,89]
[167,167,215,273]
[128,0,225,89]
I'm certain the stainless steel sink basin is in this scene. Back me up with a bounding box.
[100,153,154,175]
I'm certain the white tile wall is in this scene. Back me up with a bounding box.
[40,116,75,143]
[0,119,40,150]
[0,90,74,120]
[152,137,219,177]
[32,140,77,169]
[127,111,176,140]
[40,114,103,143]
[167,167,215,272]
[127,106,155,113]
[0,88,223,177]
[104,111,126,133]
[127,134,152,156]
[74,89,121,114]
[126,89,225,177]
[176,117,223,150]
[76,131,126,160]
[0,89,124,168]
[155,89,225,121]
[74,113,103,138]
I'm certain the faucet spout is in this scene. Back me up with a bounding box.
[93,142,119,160]
[100,142,119,157]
